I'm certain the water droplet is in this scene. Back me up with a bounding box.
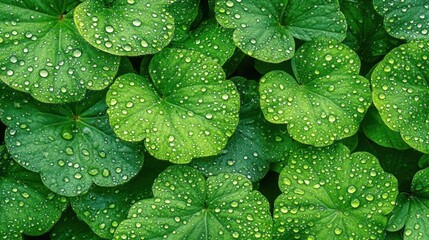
[74,172,82,179]
[168,136,175,142]
[347,185,357,194]
[39,69,49,78]
[325,54,333,61]
[73,49,82,58]
[328,85,335,92]
[205,113,213,119]
[105,25,114,33]
[126,102,134,108]
[62,131,73,140]
[65,147,74,155]
[351,198,360,208]
[222,94,229,100]
[132,19,142,27]
[141,40,148,48]
[328,115,336,122]
[226,0,234,7]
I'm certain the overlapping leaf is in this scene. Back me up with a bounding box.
[74,0,175,56]
[169,0,200,41]
[0,146,68,239]
[260,40,371,146]
[0,0,120,103]
[373,0,429,40]
[273,144,398,239]
[0,84,144,196]
[107,48,240,163]
[114,165,273,239]
[215,0,346,63]
[50,209,103,240]
[372,41,429,153]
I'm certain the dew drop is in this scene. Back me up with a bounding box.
[351,198,360,208]
[328,115,336,122]
[141,40,148,48]
[73,49,82,58]
[39,69,49,78]
[105,25,114,33]
[132,19,142,27]
[205,113,213,119]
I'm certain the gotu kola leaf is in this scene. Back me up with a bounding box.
[215,0,346,63]
[107,48,240,163]
[273,143,398,239]
[113,165,273,240]
[74,0,175,56]
[371,41,429,154]
[387,167,429,239]
[0,145,68,239]
[0,0,120,103]
[259,40,372,147]
[0,84,144,197]
[373,0,429,40]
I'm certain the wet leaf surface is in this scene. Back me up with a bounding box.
[0,84,144,196]
[274,144,398,239]
[107,48,240,163]
[260,40,371,146]
[50,208,103,240]
[168,0,200,41]
[0,0,120,103]
[0,146,68,239]
[113,165,273,239]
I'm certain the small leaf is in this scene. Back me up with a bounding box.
[0,146,68,239]
[373,0,429,40]
[371,41,429,153]
[173,18,236,65]
[215,0,346,63]
[169,0,200,41]
[362,106,410,150]
[274,144,398,239]
[74,0,175,56]
[113,165,273,239]
[260,40,372,146]
[0,0,119,103]
[0,85,144,196]
[50,208,103,240]
[107,48,240,163]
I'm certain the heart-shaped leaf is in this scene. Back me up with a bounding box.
[0,84,144,196]
[371,41,429,153]
[259,40,372,146]
[0,145,68,239]
[373,0,429,40]
[215,0,346,63]
[107,48,240,163]
[273,144,398,239]
[74,0,175,56]
[0,0,120,103]
[113,165,273,239]
[387,167,429,239]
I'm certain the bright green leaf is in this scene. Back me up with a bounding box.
[0,85,144,197]
[373,0,429,40]
[113,165,273,239]
[50,208,103,240]
[0,146,68,239]
[74,0,175,56]
[0,0,119,103]
[107,48,240,163]
[387,168,429,239]
[362,107,410,150]
[169,0,200,41]
[274,144,398,239]
[215,0,346,63]
[260,40,372,146]
[173,18,236,65]
[372,41,429,153]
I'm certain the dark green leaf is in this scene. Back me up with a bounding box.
[50,208,103,240]
[169,0,200,41]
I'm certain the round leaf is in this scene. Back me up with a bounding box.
[260,40,372,146]
[107,48,240,163]
[74,0,175,56]
[373,0,429,40]
[371,41,429,153]
[0,86,144,196]
[0,0,120,103]
[273,144,398,239]
[0,146,68,239]
[113,165,273,239]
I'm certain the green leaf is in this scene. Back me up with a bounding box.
[74,0,175,56]
[215,0,346,63]
[0,85,144,196]
[387,168,429,239]
[169,0,200,41]
[362,106,410,150]
[107,48,240,163]
[173,18,236,65]
[51,208,103,240]
[340,0,401,62]
[192,77,303,180]
[113,165,273,239]
[373,0,429,40]
[0,145,68,239]
[273,144,398,239]
[260,40,372,146]
[0,0,119,103]
[371,41,429,153]
[70,158,160,239]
